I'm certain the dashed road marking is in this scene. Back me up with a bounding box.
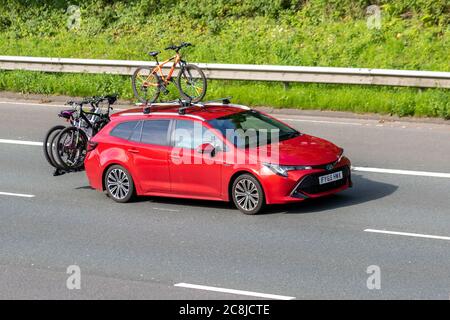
[152,207,180,212]
[174,282,296,300]
[0,139,43,146]
[364,229,450,241]
[353,166,450,179]
[0,192,35,198]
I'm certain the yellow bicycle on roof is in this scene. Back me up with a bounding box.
[131,42,207,103]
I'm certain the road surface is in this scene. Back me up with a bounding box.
[0,98,449,299]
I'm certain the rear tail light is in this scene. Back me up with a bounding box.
[87,141,98,152]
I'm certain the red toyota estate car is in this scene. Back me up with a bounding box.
[84,102,352,214]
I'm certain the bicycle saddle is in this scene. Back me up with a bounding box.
[58,109,75,120]
[148,51,160,57]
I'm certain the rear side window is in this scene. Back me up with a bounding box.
[110,121,140,140]
[141,120,170,146]
[129,121,143,142]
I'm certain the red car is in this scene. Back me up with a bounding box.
[84,102,351,214]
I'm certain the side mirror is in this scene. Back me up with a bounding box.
[197,143,215,156]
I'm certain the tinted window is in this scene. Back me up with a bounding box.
[129,121,143,142]
[110,121,139,140]
[141,120,170,146]
[173,120,223,149]
[208,110,299,148]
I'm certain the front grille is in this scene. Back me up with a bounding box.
[292,166,350,196]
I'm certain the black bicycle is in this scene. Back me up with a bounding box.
[43,94,117,174]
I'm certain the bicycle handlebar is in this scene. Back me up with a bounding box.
[66,94,118,108]
[164,42,192,51]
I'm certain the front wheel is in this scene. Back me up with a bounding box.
[131,67,161,103]
[232,174,265,215]
[176,64,207,102]
[52,127,88,170]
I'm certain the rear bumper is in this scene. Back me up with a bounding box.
[84,150,103,191]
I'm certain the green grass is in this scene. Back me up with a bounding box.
[0,0,449,118]
[1,70,449,119]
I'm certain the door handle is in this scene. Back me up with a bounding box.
[128,149,139,154]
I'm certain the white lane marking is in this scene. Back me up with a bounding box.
[0,139,43,146]
[280,118,363,126]
[364,229,450,241]
[152,207,179,212]
[174,282,295,300]
[0,101,64,108]
[0,100,126,110]
[353,166,450,178]
[0,191,35,198]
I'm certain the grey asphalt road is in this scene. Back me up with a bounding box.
[0,98,449,300]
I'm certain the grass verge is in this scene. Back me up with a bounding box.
[1,70,448,119]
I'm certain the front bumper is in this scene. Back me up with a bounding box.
[261,157,352,204]
[291,165,351,199]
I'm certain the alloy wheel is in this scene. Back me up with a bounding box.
[234,178,260,212]
[107,168,130,200]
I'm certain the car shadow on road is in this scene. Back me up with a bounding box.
[132,195,234,210]
[264,173,398,215]
[112,173,398,215]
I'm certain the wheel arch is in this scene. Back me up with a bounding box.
[101,162,140,194]
[227,170,266,204]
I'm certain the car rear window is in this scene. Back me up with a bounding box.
[110,121,140,140]
[141,120,171,146]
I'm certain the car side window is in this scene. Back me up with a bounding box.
[110,121,140,140]
[141,120,171,146]
[129,121,143,142]
[173,120,223,150]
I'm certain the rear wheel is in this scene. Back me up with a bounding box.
[131,67,160,103]
[232,174,265,215]
[177,64,207,102]
[43,125,65,168]
[52,127,88,170]
[104,165,135,203]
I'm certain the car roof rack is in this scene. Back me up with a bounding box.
[137,97,234,115]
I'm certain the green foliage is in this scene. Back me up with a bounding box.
[0,0,449,118]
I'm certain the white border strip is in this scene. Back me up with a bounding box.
[0,101,63,108]
[364,229,450,241]
[280,118,362,126]
[0,139,43,146]
[174,283,295,300]
[0,191,35,198]
[0,101,125,111]
[353,166,450,178]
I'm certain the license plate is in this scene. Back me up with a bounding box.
[319,171,343,185]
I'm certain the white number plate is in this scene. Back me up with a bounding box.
[318,171,343,185]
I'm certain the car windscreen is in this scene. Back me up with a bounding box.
[207,110,300,148]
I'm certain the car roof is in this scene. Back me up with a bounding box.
[111,103,250,121]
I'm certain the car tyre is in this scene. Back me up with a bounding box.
[232,174,265,215]
[104,165,135,203]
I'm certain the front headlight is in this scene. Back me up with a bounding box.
[263,163,312,177]
[337,148,345,162]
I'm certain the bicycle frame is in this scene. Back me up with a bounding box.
[147,52,185,86]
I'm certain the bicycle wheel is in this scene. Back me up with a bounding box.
[176,64,207,102]
[52,127,88,170]
[43,125,65,168]
[131,67,160,103]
